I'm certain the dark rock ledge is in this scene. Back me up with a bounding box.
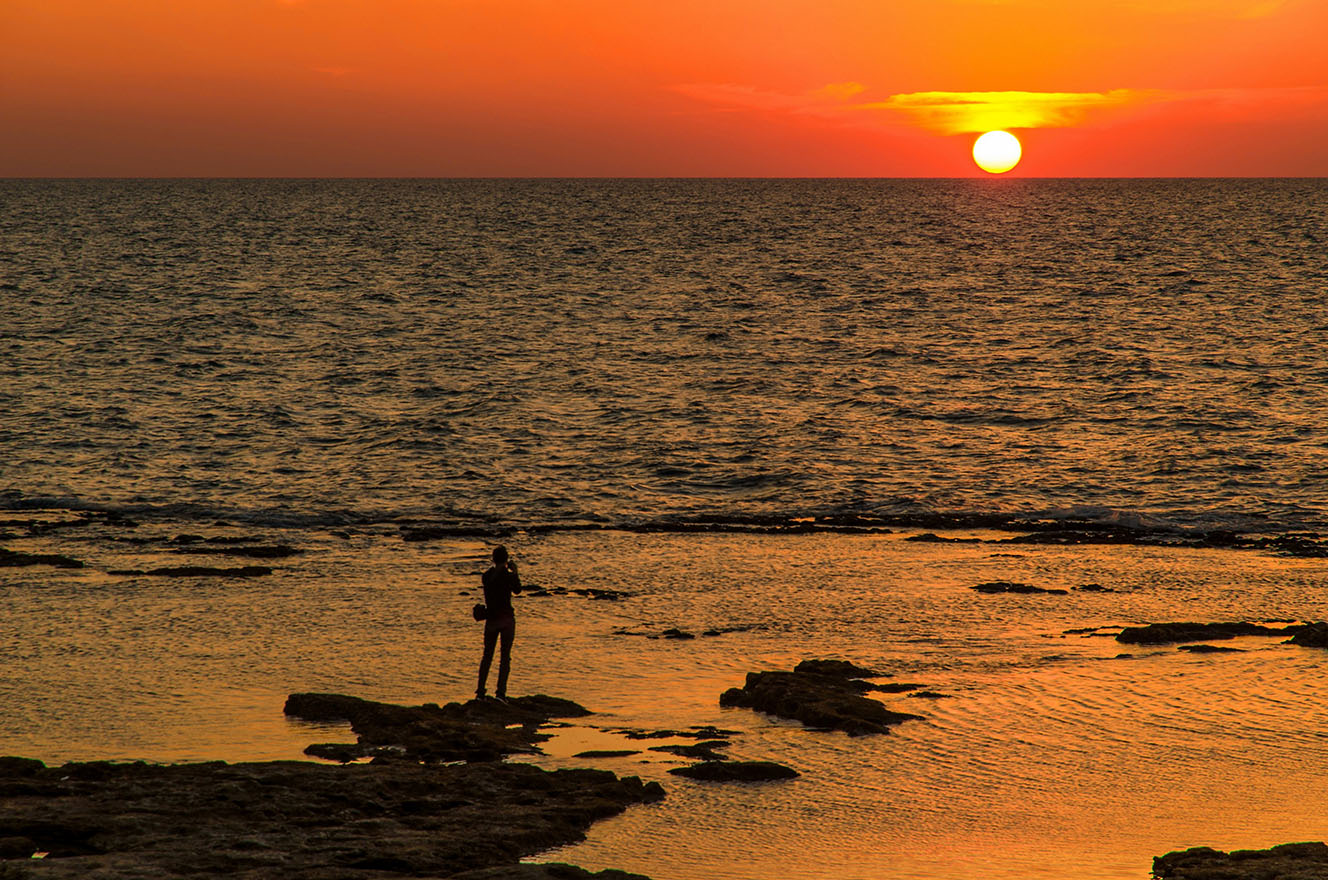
[0,755,661,879]
[0,694,663,879]
[284,692,592,764]
[1154,841,1328,878]
[1115,618,1312,647]
[720,659,926,736]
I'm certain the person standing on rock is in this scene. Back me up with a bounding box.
[476,545,522,701]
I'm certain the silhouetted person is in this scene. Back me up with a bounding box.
[476,545,521,700]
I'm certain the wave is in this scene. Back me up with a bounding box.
[3,489,1323,542]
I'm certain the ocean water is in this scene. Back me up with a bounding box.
[3,179,1328,879]
[4,179,1328,531]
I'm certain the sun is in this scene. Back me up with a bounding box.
[972,130,1022,174]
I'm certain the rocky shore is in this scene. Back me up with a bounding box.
[1154,841,1328,878]
[720,659,926,736]
[0,694,663,879]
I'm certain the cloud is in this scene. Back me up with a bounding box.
[676,82,1328,135]
[960,0,1289,17]
[859,90,1164,134]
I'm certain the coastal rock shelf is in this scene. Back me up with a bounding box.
[285,692,592,764]
[720,659,926,736]
[1114,621,1328,646]
[0,755,662,879]
[1154,841,1328,878]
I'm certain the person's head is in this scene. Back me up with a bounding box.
[492,545,509,567]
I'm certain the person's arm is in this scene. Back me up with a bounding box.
[508,560,522,594]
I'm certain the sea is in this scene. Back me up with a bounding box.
[3,178,1328,879]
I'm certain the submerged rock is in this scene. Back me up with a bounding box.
[284,692,591,763]
[667,760,799,782]
[1154,841,1328,878]
[648,741,729,761]
[972,581,1069,595]
[1178,644,1244,654]
[719,660,925,736]
[169,544,300,558]
[447,865,654,880]
[145,565,273,577]
[1116,621,1292,645]
[0,547,84,569]
[0,756,662,879]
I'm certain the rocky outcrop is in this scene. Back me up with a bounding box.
[719,660,925,736]
[667,761,799,782]
[447,865,654,880]
[143,565,273,577]
[169,544,300,558]
[1154,841,1328,878]
[1116,622,1292,645]
[972,581,1068,595]
[0,756,662,879]
[1286,621,1328,647]
[0,548,83,569]
[284,692,591,763]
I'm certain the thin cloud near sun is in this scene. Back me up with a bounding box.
[675,82,1328,136]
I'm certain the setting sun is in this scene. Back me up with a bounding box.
[972,130,1022,174]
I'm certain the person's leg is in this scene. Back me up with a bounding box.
[477,624,499,698]
[495,620,515,699]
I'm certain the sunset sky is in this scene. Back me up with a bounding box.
[3,0,1327,176]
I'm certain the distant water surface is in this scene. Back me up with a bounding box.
[3,179,1326,532]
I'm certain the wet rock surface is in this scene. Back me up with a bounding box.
[139,565,274,578]
[447,865,654,880]
[667,760,799,782]
[972,580,1069,595]
[720,660,925,736]
[1154,841,1328,878]
[0,548,83,569]
[1116,621,1296,645]
[0,756,662,879]
[1286,622,1328,647]
[284,692,592,764]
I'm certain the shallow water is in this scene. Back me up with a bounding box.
[4,520,1328,879]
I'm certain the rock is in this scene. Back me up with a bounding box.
[0,756,663,879]
[0,548,84,569]
[0,757,45,777]
[794,659,879,678]
[284,692,592,763]
[648,741,728,761]
[667,760,799,782]
[1286,621,1328,647]
[170,544,300,558]
[1075,583,1116,593]
[908,691,952,699]
[1178,644,1244,654]
[904,533,982,543]
[144,565,273,577]
[1116,622,1292,645]
[0,835,38,858]
[401,525,505,541]
[1154,841,1328,878]
[659,628,694,640]
[446,863,654,879]
[971,581,1069,595]
[1006,528,1144,546]
[572,750,640,759]
[719,661,925,736]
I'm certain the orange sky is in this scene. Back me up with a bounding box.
[3,0,1326,176]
